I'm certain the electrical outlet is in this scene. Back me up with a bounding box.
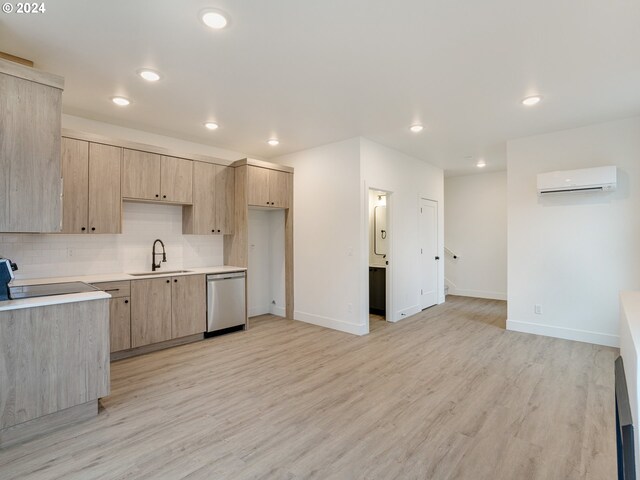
[67,248,74,258]
[534,304,542,315]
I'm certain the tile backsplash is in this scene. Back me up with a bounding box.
[0,202,224,280]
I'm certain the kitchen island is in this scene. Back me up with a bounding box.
[0,290,110,448]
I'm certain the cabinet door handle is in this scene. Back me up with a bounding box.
[211,229,215,233]
[81,227,86,231]
[155,194,159,198]
[217,229,221,233]
[163,195,167,199]
[124,300,129,304]
[91,227,96,231]
[174,279,177,283]
[271,202,275,205]
[166,279,170,283]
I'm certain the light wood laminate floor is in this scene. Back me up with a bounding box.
[0,296,616,479]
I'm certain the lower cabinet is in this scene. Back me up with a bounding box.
[131,277,172,348]
[109,296,131,352]
[92,280,131,353]
[171,274,206,338]
[94,274,207,353]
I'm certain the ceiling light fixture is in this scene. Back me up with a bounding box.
[409,124,424,133]
[521,95,542,106]
[267,139,280,146]
[111,96,130,106]
[201,9,229,29]
[204,122,219,130]
[137,69,161,82]
[476,159,486,168]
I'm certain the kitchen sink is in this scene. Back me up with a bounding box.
[128,270,192,276]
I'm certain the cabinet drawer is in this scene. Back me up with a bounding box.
[92,281,131,298]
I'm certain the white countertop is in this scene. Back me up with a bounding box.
[11,265,247,286]
[1,265,246,313]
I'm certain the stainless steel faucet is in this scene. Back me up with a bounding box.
[152,239,167,272]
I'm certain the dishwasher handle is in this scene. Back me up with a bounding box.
[207,272,246,281]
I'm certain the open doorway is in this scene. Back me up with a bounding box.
[247,208,286,321]
[368,189,390,332]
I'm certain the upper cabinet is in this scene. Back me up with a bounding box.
[0,59,64,232]
[122,150,160,201]
[122,149,193,204]
[183,162,234,235]
[61,138,122,234]
[247,166,292,208]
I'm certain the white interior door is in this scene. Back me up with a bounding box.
[419,198,438,309]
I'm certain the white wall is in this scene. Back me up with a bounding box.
[507,116,640,347]
[247,209,285,317]
[360,138,445,323]
[275,137,444,335]
[1,202,223,279]
[275,138,365,334]
[444,171,507,300]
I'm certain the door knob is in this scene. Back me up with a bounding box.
[435,256,440,260]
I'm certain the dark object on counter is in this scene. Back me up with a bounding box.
[369,267,386,315]
[0,258,17,301]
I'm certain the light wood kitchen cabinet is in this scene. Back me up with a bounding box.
[61,138,89,233]
[247,166,271,206]
[161,156,193,204]
[122,149,161,201]
[246,166,291,208]
[171,274,206,338]
[122,149,193,204]
[61,138,122,234]
[109,297,131,352]
[92,280,132,352]
[215,165,235,233]
[0,59,63,233]
[183,163,234,235]
[131,278,172,348]
[269,169,292,208]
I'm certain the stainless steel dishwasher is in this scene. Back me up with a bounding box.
[206,271,246,333]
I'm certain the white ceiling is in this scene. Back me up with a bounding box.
[2,0,639,175]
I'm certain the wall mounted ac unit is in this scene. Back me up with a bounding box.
[536,166,617,196]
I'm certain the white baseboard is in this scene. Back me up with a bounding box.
[393,304,421,323]
[294,310,367,336]
[270,305,286,317]
[507,318,620,348]
[248,305,270,317]
[452,289,507,301]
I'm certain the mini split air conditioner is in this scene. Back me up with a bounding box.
[536,166,617,196]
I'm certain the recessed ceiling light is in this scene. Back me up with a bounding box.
[204,122,219,130]
[137,69,161,82]
[111,96,130,106]
[201,9,229,29]
[521,95,542,106]
[409,124,424,133]
[476,159,486,168]
[267,139,280,146]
